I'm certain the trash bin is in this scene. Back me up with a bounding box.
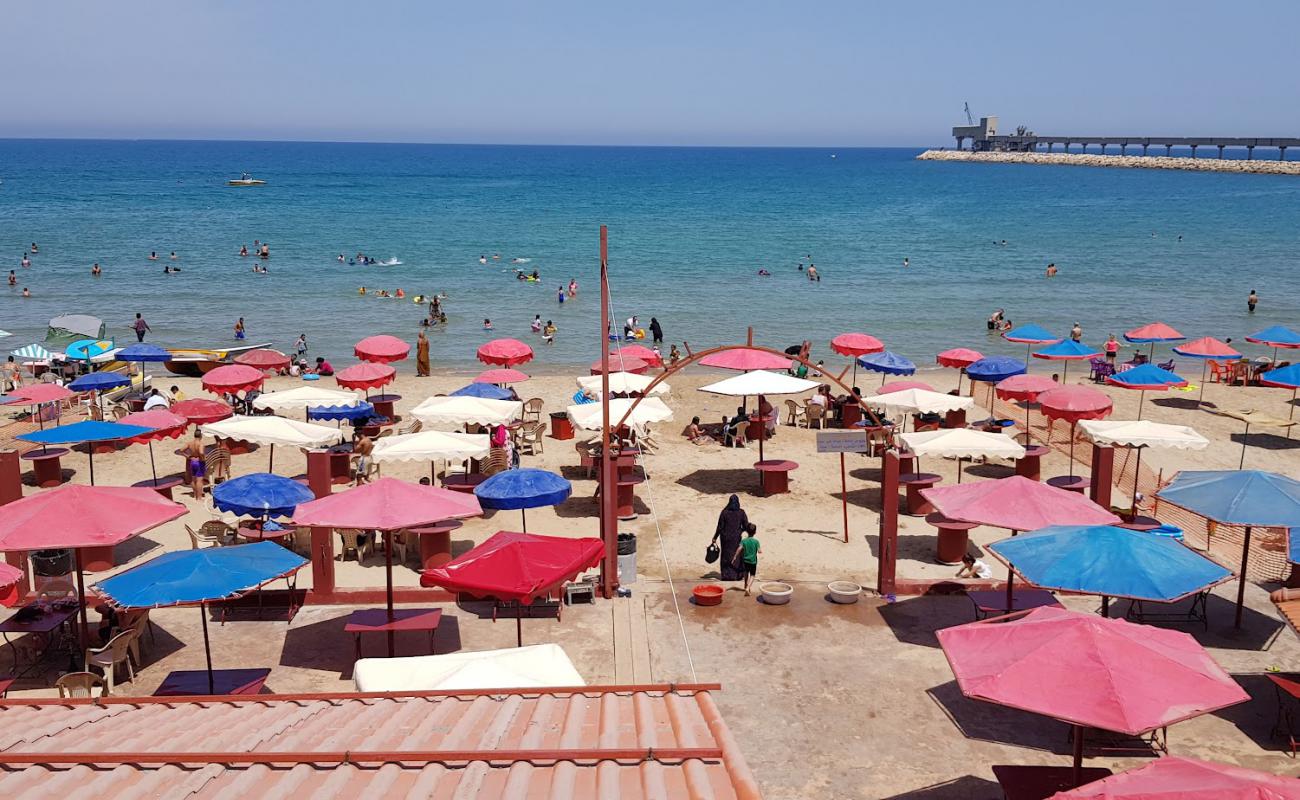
[549,411,574,440]
[31,549,72,577]
[617,532,637,585]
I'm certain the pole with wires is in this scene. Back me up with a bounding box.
[598,225,620,599]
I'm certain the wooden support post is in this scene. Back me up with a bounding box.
[878,450,900,597]
[599,225,620,599]
[1088,443,1114,510]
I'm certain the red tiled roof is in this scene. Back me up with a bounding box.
[0,684,761,799]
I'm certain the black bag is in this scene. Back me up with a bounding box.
[705,542,720,564]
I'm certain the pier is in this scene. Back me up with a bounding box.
[953,116,1298,160]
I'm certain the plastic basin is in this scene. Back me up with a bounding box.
[693,585,724,606]
[828,581,861,604]
[760,582,793,605]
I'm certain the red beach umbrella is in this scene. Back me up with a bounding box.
[474,368,530,385]
[1039,386,1114,476]
[832,333,885,383]
[590,354,648,375]
[617,344,663,368]
[996,374,1060,443]
[937,607,1248,788]
[1124,322,1187,360]
[937,348,984,395]
[171,398,234,426]
[698,348,792,371]
[1174,337,1244,405]
[120,409,189,482]
[201,364,265,396]
[921,475,1119,533]
[4,384,74,406]
[1049,755,1300,799]
[878,380,935,394]
[233,348,291,372]
[477,338,535,367]
[354,335,411,364]
[335,362,396,392]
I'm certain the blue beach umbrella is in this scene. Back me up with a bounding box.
[1032,339,1102,382]
[1261,364,1300,437]
[1157,470,1300,627]
[66,338,115,362]
[857,351,916,384]
[475,467,572,531]
[212,472,315,519]
[115,343,172,363]
[1104,362,1189,419]
[68,371,131,393]
[18,419,152,484]
[93,541,307,693]
[451,382,515,401]
[307,401,375,422]
[1003,323,1062,361]
[967,356,1028,418]
[1246,324,1300,356]
[989,525,1231,618]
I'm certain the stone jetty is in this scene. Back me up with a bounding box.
[917,149,1300,176]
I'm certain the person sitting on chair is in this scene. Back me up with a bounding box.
[723,406,749,447]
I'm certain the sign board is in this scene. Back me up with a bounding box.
[816,430,870,454]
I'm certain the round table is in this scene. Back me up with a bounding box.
[237,524,293,544]
[754,460,798,496]
[1046,475,1090,495]
[926,512,978,565]
[21,448,68,488]
[132,476,184,500]
[899,473,942,516]
[1015,444,1051,481]
[443,473,486,494]
[1117,515,1161,532]
[369,393,402,422]
[406,520,464,570]
[615,475,644,521]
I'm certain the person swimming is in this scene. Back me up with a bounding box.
[7,271,15,285]
[240,244,249,257]
[337,253,344,263]
[395,288,405,298]
[758,269,771,276]
[21,287,30,298]
[29,243,38,254]
[568,278,578,296]
[19,255,29,268]
[557,285,565,303]
[91,262,101,276]
[479,254,487,264]
[1046,263,1058,277]
[149,251,158,260]
[483,318,493,330]
[169,251,178,260]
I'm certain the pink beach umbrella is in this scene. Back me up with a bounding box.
[616,344,664,368]
[831,332,885,383]
[995,373,1059,443]
[354,335,411,364]
[201,364,265,396]
[1049,754,1300,799]
[1038,386,1114,476]
[477,338,534,367]
[1173,336,1242,405]
[233,348,291,372]
[937,348,984,395]
[878,380,935,395]
[119,409,189,483]
[474,368,530,386]
[590,354,648,375]
[699,348,792,372]
[335,362,396,396]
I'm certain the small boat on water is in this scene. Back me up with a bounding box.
[228,173,266,187]
[163,342,274,376]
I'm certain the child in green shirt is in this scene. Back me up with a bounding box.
[734,527,762,596]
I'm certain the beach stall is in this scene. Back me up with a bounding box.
[1172,336,1241,404]
[1105,362,1188,419]
[1078,419,1209,519]
[200,415,343,471]
[936,348,983,395]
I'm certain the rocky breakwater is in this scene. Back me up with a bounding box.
[917,149,1300,176]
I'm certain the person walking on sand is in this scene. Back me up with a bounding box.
[182,429,207,500]
[1248,289,1259,313]
[352,432,374,485]
[733,526,762,596]
[416,329,431,376]
[711,495,753,582]
[132,313,151,343]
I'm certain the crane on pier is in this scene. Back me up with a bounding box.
[964,102,975,126]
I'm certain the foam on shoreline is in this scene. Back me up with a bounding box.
[917,148,1300,176]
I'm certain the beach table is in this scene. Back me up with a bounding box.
[1015,444,1051,481]
[443,473,486,494]
[406,520,463,570]
[21,447,68,488]
[944,408,967,429]
[345,608,441,660]
[1125,591,1213,630]
[325,444,353,485]
[926,512,977,565]
[369,393,401,422]
[899,473,941,515]
[153,668,271,697]
[1116,515,1161,531]
[991,765,1113,800]
[754,460,797,496]
[840,403,862,428]
[1046,475,1089,495]
[132,476,184,500]
[745,416,771,443]
[90,439,119,456]
[967,589,1062,621]
[616,474,644,520]
[237,522,293,545]
[0,604,78,677]
[1269,672,1300,756]
[549,411,574,440]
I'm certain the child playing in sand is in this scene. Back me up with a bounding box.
[734,527,762,595]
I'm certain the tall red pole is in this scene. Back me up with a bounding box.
[599,226,620,599]
[840,452,849,543]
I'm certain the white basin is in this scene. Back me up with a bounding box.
[760,582,793,605]
[828,581,861,604]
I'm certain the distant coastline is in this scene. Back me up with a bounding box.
[916,149,1300,175]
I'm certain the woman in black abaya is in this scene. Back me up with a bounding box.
[713,495,752,581]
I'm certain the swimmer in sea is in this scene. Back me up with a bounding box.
[20,255,29,268]
[358,286,367,295]
[149,251,158,260]
[21,288,29,298]
[30,243,38,254]
[7,271,15,285]
[568,278,577,296]
[530,270,540,281]
[807,264,819,282]
[395,288,405,298]
[91,263,101,276]
[483,318,493,330]
[757,269,770,276]
[234,317,246,340]
[1045,263,1058,278]
[479,255,487,265]
[164,265,173,274]
[169,251,178,260]
[532,315,542,333]
[337,254,344,263]
[543,320,556,344]
[903,257,909,268]
[557,286,565,304]
[492,253,501,260]
[240,244,248,257]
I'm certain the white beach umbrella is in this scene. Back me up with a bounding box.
[371,430,490,482]
[568,397,673,432]
[899,428,1025,483]
[576,371,670,397]
[863,388,975,417]
[200,415,344,471]
[410,396,523,427]
[1080,419,1212,512]
[698,369,819,397]
[251,385,361,412]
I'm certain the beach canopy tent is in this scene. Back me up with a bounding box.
[411,396,523,428]
[937,348,984,394]
[878,380,935,394]
[1105,363,1189,419]
[937,606,1248,787]
[0,484,186,647]
[421,531,604,646]
[1048,755,1300,800]
[1124,322,1185,345]
[120,409,189,482]
[307,401,375,423]
[477,338,535,367]
[1033,339,1102,380]
[567,396,673,433]
[233,348,291,371]
[201,364,265,396]
[576,371,669,397]
[900,428,1024,483]
[698,348,792,372]
[354,335,410,364]
[213,472,315,519]
[590,354,649,375]
[45,314,105,346]
[450,382,514,401]
[371,431,490,481]
[93,541,307,694]
[251,385,359,413]
[65,338,116,362]
[334,362,396,392]
[857,351,917,380]
[200,415,343,471]
[475,368,530,385]
[170,398,233,426]
[863,388,974,417]
[616,344,664,368]
[354,643,584,693]
[17,420,152,484]
[114,343,171,363]
[475,468,572,532]
[988,525,1231,616]
[11,343,55,363]
[1157,470,1300,626]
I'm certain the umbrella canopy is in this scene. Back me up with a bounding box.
[294,477,482,531]
[699,369,819,397]
[354,334,410,363]
[576,372,670,397]
[201,364,265,395]
[1106,363,1188,391]
[922,475,1120,531]
[864,388,975,416]
[4,383,73,406]
[1003,324,1062,345]
[0,563,23,590]
[450,382,514,401]
[307,401,376,422]
[1260,364,1300,389]
[1124,322,1185,344]
[1246,325,1300,349]
[410,396,522,427]
[114,343,171,362]
[1033,340,1102,361]
[900,428,1025,460]
[212,473,316,518]
[937,606,1248,736]
[170,398,233,425]
[1048,755,1300,800]
[68,371,131,393]
[18,419,152,445]
[233,348,291,371]
[201,415,344,449]
[334,362,396,391]
[251,386,359,412]
[119,409,189,441]
[966,356,1028,383]
[420,530,603,604]
[878,380,935,394]
[616,344,664,368]
[988,525,1231,604]
[94,541,308,608]
[1173,336,1242,360]
[0,485,186,551]
[698,348,792,371]
[937,348,984,368]
[857,351,916,376]
[66,338,115,361]
[1038,386,1114,423]
[590,354,649,374]
[475,368,530,385]
[476,468,572,511]
[478,338,535,367]
[568,397,674,431]
[1079,419,1209,450]
[995,374,1059,401]
[371,431,490,464]
[11,343,54,362]
[831,333,885,357]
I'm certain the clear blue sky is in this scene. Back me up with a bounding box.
[6,1,1297,146]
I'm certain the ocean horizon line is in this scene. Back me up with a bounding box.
[0,136,945,151]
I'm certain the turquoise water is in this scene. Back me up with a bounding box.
[1,140,1297,369]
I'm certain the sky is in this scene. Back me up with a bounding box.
[5,1,1299,147]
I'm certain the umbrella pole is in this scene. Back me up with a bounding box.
[386,531,395,658]
[521,508,527,533]
[956,457,963,484]
[74,549,90,652]
[1290,389,1296,440]
[1198,362,1207,405]
[148,441,158,483]
[516,609,522,647]
[1236,526,1252,629]
[1024,402,1031,444]
[268,444,275,473]
[1072,725,1084,787]
[840,452,849,544]
[201,602,214,694]
[757,395,765,463]
[1240,423,1250,470]
[1130,447,1143,521]
[1068,422,1077,478]
[1101,596,1109,617]
[1137,390,1145,420]
[1004,565,1014,615]
[88,450,95,486]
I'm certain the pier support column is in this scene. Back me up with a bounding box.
[1166,145,1172,156]
[1247,146,1254,160]
[1218,145,1225,159]
[1281,147,1288,162]
[956,136,965,151]
[1120,144,1126,155]
[1100,144,1106,154]
[1190,145,1197,159]
[1142,144,1148,156]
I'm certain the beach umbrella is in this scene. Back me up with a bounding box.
[294,478,482,654]
[863,388,973,433]
[1049,755,1300,800]
[1245,324,1300,364]
[474,468,571,532]
[1038,386,1114,476]
[967,356,1028,415]
[475,368,530,385]
[988,524,1231,616]
[1079,419,1209,517]
[1032,339,1102,381]
[114,343,171,363]
[201,415,343,471]
[1003,324,1062,361]
[1158,470,1300,627]
[937,606,1248,788]
[616,344,664,368]
[590,353,649,375]
[250,385,359,413]
[1215,409,1296,470]
[92,542,307,693]
[68,371,132,415]
[354,334,410,364]
[411,396,522,428]
[212,472,315,518]
[233,348,291,372]
[3,383,75,430]
[568,397,673,434]
[371,430,490,483]
[0,485,186,650]
[878,380,934,394]
[1105,363,1189,419]
[450,382,514,401]
[937,348,983,395]
[17,419,152,484]
[857,351,916,386]
[1125,321,1186,360]
[996,374,1059,443]
[576,371,670,397]
[899,428,1024,482]
[420,530,603,646]
[477,338,534,367]
[334,362,396,396]
[65,338,115,362]
[119,409,189,482]
[201,364,265,396]
[831,332,885,383]
[11,343,54,362]
[698,348,791,372]
[1260,363,1300,437]
[1173,337,1242,405]
[700,370,819,460]
[170,398,233,425]
[307,401,375,423]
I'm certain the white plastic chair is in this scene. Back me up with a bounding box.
[85,630,136,695]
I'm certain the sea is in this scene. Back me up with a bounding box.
[1,139,1298,372]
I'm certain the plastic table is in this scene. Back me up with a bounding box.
[153,668,271,696]
[967,589,1062,621]
[899,473,942,516]
[345,608,441,660]
[369,393,402,422]
[926,512,977,565]
[754,460,798,496]
[21,447,68,488]
[326,444,354,485]
[1046,475,1090,495]
[1015,444,1051,481]
[0,604,77,677]
[840,403,863,429]
[616,474,644,521]
[1269,672,1300,756]
[406,520,464,569]
[237,523,293,544]
[1117,515,1161,531]
[132,476,184,500]
[443,473,486,494]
